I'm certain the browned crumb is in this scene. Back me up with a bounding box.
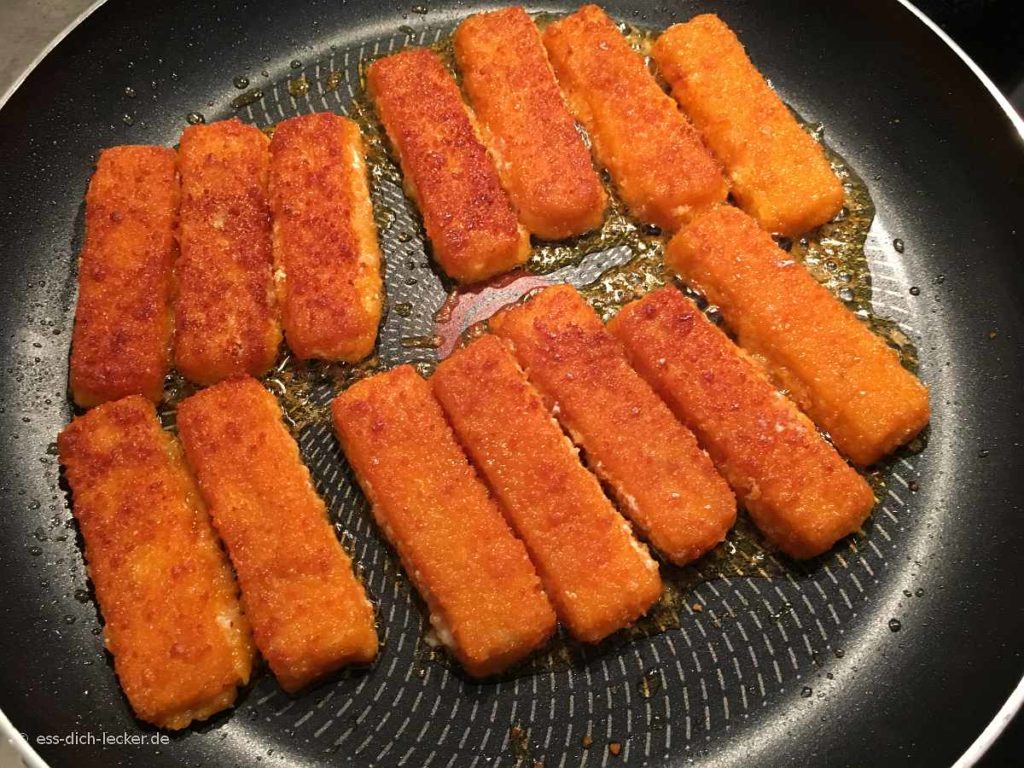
[692,602,704,613]
[609,741,622,756]
[582,734,593,749]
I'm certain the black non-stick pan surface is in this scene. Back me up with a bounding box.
[1,1,1022,766]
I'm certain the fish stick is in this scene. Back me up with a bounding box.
[175,118,281,385]
[367,48,529,283]
[176,376,378,693]
[610,288,875,559]
[269,113,382,362]
[491,285,736,564]
[332,365,555,676]
[57,397,254,729]
[453,7,606,239]
[432,335,661,642]
[542,5,727,231]
[667,205,930,466]
[69,146,179,407]
[652,15,843,236]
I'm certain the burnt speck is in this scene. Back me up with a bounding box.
[893,238,905,253]
[888,618,902,632]
[73,589,90,603]
[908,480,919,492]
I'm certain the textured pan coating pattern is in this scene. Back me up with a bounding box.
[176,376,378,693]
[367,48,529,283]
[453,7,606,240]
[269,113,383,362]
[174,119,281,384]
[543,4,727,231]
[610,288,875,558]
[652,14,844,236]
[432,335,662,643]
[56,397,254,729]
[668,205,930,466]
[491,285,737,564]
[69,146,179,407]
[332,366,556,677]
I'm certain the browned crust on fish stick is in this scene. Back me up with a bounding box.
[432,335,661,643]
[57,396,254,729]
[174,119,281,384]
[332,365,555,676]
[367,48,529,283]
[454,7,606,239]
[176,376,378,693]
[652,14,844,235]
[542,5,727,231]
[69,146,179,407]
[610,288,875,559]
[667,205,930,466]
[490,285,736,564]
[269,113,382,362]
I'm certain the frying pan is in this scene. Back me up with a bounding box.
[1,1,1022,766]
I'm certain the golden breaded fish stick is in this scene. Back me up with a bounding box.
[491,285,736,564]
[269,113,382,362]
[176,376,378,693]
[667,205,930,466]
[652,15,844,235]
[454,7,606,239]
[175,119,281,384]
[57,397,254,729]
[433,335,661,643]
[610,288,874,559]
[367,48,529,283]
[69,146,178,407]
[543,5,727,231]
[332,365,555,676]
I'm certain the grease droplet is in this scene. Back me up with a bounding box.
[186,112,205,125]
[888,618,902,632]
[801,686,813,698]
[893,238,905,253]
[124,86,136,98]
[233,75,250,89]
[909,286,920,296]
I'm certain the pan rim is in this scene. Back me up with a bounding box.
[0,1,1020,766]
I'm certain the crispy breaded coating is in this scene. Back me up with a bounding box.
[175,119,281,384]
[433,335,661,643]
[454,7,606,240]
[57,397,254,729]
[367,48,529,283]
[543,5,727,231]
[332,365,555,676]
[69,146,178,407]
[667,205,930,466]
[610,288,875,559]
[176,376,378,693]
[652,15,844,235]
[269,113,382,362]
[491,285,736,564]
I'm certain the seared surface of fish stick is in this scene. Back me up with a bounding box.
[652,15,843,236]
[610,288,875,559]
[69,146,179,407]
[667,205,930,466]
[175,119,280,384]
[332,365,555,676]
[269,113,382,362]
[367,48,529,283]
[491,286,736,564]
[543,5,727,231]
[57,397,253,729]
[432,335,661,643]
[177,376,378,693]
[454,7,606,239]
